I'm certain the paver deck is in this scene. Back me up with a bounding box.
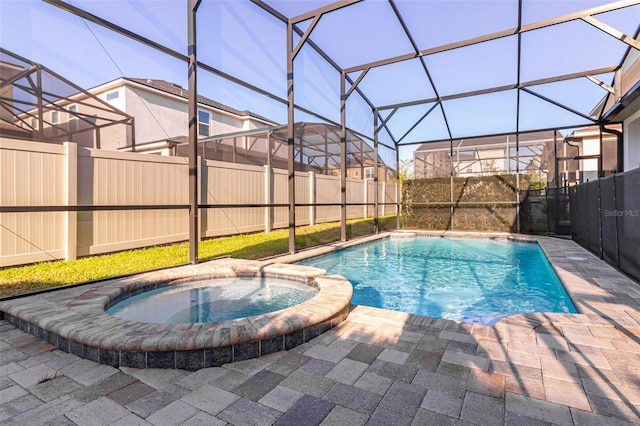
[1,233,639,425]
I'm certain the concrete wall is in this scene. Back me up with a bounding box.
[1,138,398,267]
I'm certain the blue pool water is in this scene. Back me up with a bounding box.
[107,277,317,324]
[299,237,577,324]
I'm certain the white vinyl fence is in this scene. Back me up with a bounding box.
[1,138,397,267]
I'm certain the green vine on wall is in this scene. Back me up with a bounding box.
[402,174,532,232]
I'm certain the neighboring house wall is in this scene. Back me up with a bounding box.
[124,85,188,143]
[566,127,621,181]
[598,49,640,116]
[600,47,640,172]
[415,140,548,179]
[624,108,640,171]
[580,137,600,182]
[0,62,24,124]
[619,49,640,102]
[13,91,132,151]
[88,78,274,149]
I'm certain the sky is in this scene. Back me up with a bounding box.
[1,0,638,160]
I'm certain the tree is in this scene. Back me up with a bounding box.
[390,158,414,184]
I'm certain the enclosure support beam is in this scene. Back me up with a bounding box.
[344,0,637,75]
[45,0,190,63]
[598,127,604,177]
[374,65,619,113]
[35,68,44,141]
[554,130,560,232]
[287,20,296,254]
[340,72,347,242]
[187,0,198,264]
[516,135,521,233]
[373,111,379,234]
[515,0,522,234]
[586,75,616,95]
[582,15,640,51]
[396,146,401,229]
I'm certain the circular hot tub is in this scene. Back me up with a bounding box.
[0,258,353,370]
[107,276,319,324]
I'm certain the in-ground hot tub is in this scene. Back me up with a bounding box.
[107,276,320,324]
[0,258,352,370]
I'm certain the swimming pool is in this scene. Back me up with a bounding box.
[299,236,577,324]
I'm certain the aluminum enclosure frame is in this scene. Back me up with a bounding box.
[41,0,640,263]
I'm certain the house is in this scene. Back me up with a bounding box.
[1,50,134,148]
[592,47,640,172]
[413,131,556,184]
[0,59,26,136]
[91,77,277,152]
[560,125,621,185]
[1,50,391,180]
[0,48,276,152]
[187,122,392,182]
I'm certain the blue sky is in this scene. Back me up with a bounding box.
[1,0,638,153]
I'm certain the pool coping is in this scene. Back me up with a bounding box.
[0,258,353,370]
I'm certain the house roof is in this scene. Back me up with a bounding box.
[124,78,276,124]
[414,130,559,153]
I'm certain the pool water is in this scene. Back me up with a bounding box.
[299,237,577,324]
[107,277,318,324]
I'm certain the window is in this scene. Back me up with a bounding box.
[106,90,119,101]
[198,110,210,138]
[68,105,78,131]
[364,167,375,179]
[51,111,59,135]
[30,117,38,129]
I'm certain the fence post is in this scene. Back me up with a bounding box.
[597,177,603,260]
[196,156,203,242]
[450,175,454,231]
[199,157,207,238]
[585,180,589,247]
[363,179,368,219]
[545,188,550,237]
[264,165,272,233]
[309,171,316,226]
[382,181,386,217]
[612,173,620,269]
[64,142,77,261]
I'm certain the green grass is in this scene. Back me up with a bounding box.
[0,216,398,297]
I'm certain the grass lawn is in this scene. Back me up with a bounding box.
[0,216,398,297]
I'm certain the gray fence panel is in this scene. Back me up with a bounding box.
[574,185,590,247]
[599,176,618,267]
[587,181,601,255]
[616,170,640,282]
[570,169,639,284]
[569,186,580,241]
